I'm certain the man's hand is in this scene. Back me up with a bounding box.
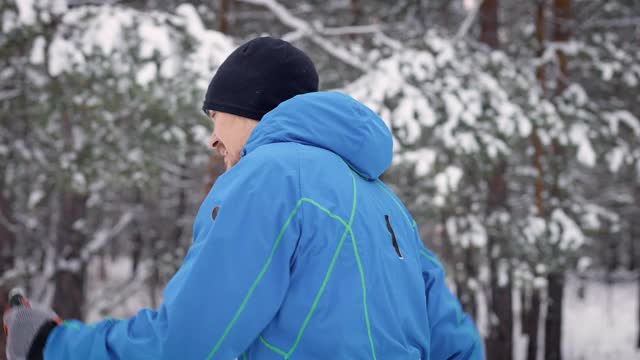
[3,307,61,360]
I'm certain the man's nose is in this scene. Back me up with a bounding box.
[209,132,219,149]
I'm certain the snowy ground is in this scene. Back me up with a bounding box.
[562,274,639,360]
[86,259,639,359]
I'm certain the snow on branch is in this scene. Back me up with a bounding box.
[0,268,29,288]
[317,24,383,36]
[80,211,134,262]
[0,89,21,102]
[238,0,370,72]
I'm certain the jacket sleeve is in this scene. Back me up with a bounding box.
[44,154,301,360]
[416,237,484,359]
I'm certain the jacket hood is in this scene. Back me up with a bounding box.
[242,91,393,180]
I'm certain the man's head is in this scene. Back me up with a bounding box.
[202,37,319,169]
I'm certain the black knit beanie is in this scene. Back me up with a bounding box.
[202,37,319,120]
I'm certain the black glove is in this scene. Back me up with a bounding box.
[3,307,60,360]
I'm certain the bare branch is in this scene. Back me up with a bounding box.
[239,0,310,31]
[238,0,370,73]
[455,0,485,41]
[580,17,640,29]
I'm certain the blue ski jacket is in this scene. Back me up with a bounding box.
[44,92,483,359]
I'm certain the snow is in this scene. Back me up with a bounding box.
[605,110,640,136]
[606,147,627,173]
[498,260,509,287]
[85,257,153,321]
[138,20,173,58]
[28,189,45,208]
[616,111,640,136]
[393,96,430,142]
[533,277,548,291]
[623,71,638,87]
[136,63,157,86]
[72,172,87,190]
[446,215,487,248]
[393,148,437,177]
[127,148,144,164]
[463,0,478,11]
[565,84,588,107]
[191,124,211,146]
[48,36,85,76]
[458,132,480,153]
[509,274,640,360]
[16,0,36,25]
[562,275,639,360]
[40,3,234,88]
[550,209,585,250]
[30,36,46,65]
[523,216,547,244]
[569,123,596,167]
[56,258,82,273]
[434,166,464,194]
[577,257,592,273]
[599,62,616,81]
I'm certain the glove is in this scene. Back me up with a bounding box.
[3,306,61,360]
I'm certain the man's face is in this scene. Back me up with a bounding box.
[208,111,258,170]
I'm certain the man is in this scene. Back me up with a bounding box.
[4,37,483,359]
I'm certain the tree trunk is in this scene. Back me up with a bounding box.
[51,106,87,319]
[525,288,541,360]
[479,3,513,357]
[454,249,478,322]
[524,4,548,358]
[535,0,547,86]
[553,0,571,93]
[52,191,87,319]
[545,272,564,360]
[218,0,231,34]
[485,160,513,360]
[350,0,362,25]
[487,256,513,360]
[131,188,143,276]
[634,182,640,348]
[480,0,499,48]
[542,3,571,359]
[463,248,478,320]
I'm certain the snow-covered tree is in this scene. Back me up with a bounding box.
[0,0,234,319]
